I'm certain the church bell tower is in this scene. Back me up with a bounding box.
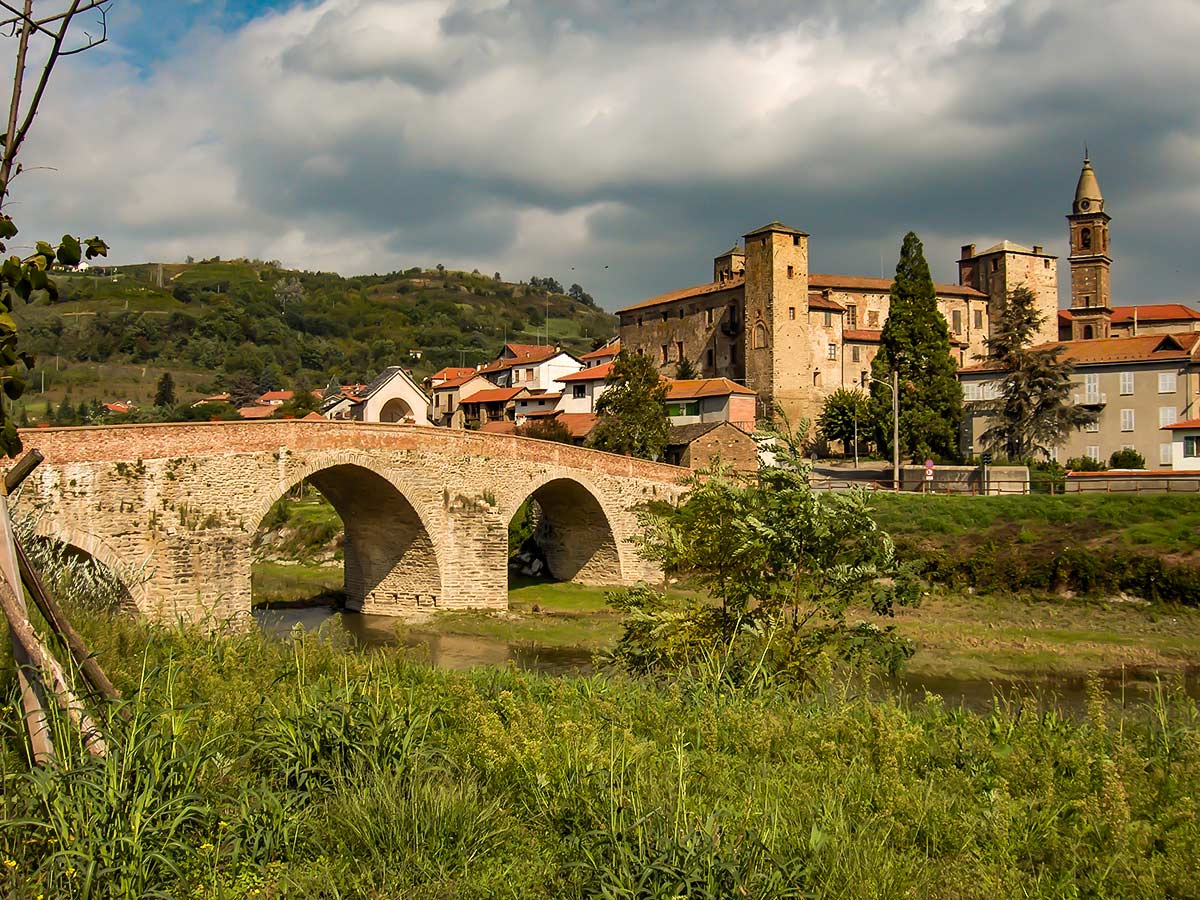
[1067,153,1113,340]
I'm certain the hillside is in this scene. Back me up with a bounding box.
[10,259,617,416]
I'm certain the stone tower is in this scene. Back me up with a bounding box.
[957,240,1058,349]
[741,221,810,425]
[1067,154,1113,339]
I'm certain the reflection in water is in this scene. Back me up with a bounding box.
[255,607,1200,713]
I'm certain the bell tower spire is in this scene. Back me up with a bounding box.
[1067,152,1112,339]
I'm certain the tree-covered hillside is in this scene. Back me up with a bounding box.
[12,259,616,416]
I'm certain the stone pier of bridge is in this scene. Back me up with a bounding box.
[7,421,684,625]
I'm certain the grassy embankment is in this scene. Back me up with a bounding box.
[252,491,1200,683]
[2,603,1199,899]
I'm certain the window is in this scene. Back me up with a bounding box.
[1086,445,1100,462]
[661,312,668,323]
[668,401,700,417]
[860,370,868,386]
[752,322,767,349]
[1163,442,1177,465]
[524,368,534,382]
[793,235,800,246]
[846,305,857,328]
[572,384,586,399]
[1120,372,1134,395]
[787,265,794,279]
[990,259,998,273]
[1159,372,1177,393]
[705,308,715,326]
[676,341,684,361]
[706,348,714,368]
[868,310,879,327]
[1084,373,1100,399]
[730,344,738,366]
[973,309,983,329]
[964,382,980,401]
[1081,227,1092,250]
[678,308,685,319]
[851,346,861,363]
[1086,419,1100,433]
[952,310,962,333]
[827,343,837,360]
[823,311,832,327]
[788,307,795,320]
[1082,324,1094,339]
[637,316,643,327]
[1160,407,1178,428]
[661,344,669,364]
[1044,258,1051,268]
[1120,409,1135,432]
[1185,436,1199,458]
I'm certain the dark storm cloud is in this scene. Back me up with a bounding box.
[14,0,1200,307]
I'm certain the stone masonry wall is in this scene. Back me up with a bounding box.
[10,422,684,624]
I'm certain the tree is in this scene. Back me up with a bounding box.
[568,282,595,306]
[674,357,698,380]
[154,372,176,408]
[978,285,1096,460]
[1109,448,1145,469]
[0,1,111,456]
[607,424,918,684]
[517,416,573,444]
[818,388,870,454]
[590,351,670,460]
[869,232,963,462]
[225,373,261,408]
[273,382,320,418]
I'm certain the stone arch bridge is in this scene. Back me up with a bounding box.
[7,421,685,625]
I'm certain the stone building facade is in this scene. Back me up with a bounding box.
[618,221,1025,427]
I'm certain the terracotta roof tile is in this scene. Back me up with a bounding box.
[558,360,614,382]
[460,387,526,404]
[478,420,517,435]
[617,278,744,314]
[807,292,845,312]
[1163,417,1200,430]
[580,340,620,360]
[435,373,488,389]
[238,405,275,419]
[961,332,1200,372]
[429,366,476,381]
[843,329,883,343]
[1059,303,1200,324]
[666,378,755,400]
[556,412,599,438]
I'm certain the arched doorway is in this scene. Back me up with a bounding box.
[252,464,442,614]
[507,478,622,586]
[379,397,414,423]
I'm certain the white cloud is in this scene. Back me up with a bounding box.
[9,0,1200,306]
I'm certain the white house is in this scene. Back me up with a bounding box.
[578,339,619,368]
[665,378,757,431]
[477,343,582,391]
[555,360,613,413]
[322,367,432,426]
[1163,417,1200,471]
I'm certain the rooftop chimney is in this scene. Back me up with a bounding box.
[961,243,976,259]
[1032,245,1044,255]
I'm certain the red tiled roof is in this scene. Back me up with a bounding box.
[617,278,744,314]
[809,273,986,298]
[961,332,1200,373]
[103,402,130,413]
[460,387,525,404]
[1163,417,1200,430]
[666,378,755,400]
[580,340,619,360]
[435,372,488,389]
[1059,303,1200,324]
[557,412,599,438]
[428,367,475,382]
[301,411,326,421]
[558,360,614,382]
[258,390,293,403]
[807,292,845,312]
[503,342,551,357]
[843,329,883,343]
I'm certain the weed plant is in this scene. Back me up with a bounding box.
[1,604,1198,899]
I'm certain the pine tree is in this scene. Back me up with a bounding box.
[675,357,698,380]
[869,232,963,461]
[590,351,670,460]
[154,372,176,408]
[978,285,1095,459]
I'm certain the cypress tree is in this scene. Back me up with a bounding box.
[869,232,963,461]
[154,371,176,408]
[590,351,670,460]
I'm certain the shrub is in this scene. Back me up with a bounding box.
[1110,448,1146,469]
[1065,455,1106,472]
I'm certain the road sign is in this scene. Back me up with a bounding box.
[981,452,993,465]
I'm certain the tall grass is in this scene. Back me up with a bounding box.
[1,606,1199,897]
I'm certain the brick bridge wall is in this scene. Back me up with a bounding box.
[7,421,685,626]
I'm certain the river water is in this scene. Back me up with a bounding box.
[254,606,1200,714]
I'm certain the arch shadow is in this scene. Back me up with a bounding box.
[256,463,444,613]
[507,476,624,585]
[29,522,143,613]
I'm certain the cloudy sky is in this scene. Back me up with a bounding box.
[10,0,1200,311]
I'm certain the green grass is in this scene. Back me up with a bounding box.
[2,607,1199,899]
[252,561,343,605]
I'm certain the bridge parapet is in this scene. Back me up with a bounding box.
[9,422,685,625]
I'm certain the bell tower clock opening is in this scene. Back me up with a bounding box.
[1067,152,1113,340]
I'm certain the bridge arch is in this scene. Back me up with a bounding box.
[504,473,627,585]
[30,521,147,613]
[253,458,444,614]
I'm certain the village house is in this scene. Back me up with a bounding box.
[664,421,758,472]
[430,372,495,427]
[665,378,756,432]
[476,343,583,391]
[459,387,529,428]
[321,367,432,426]
[1162,418,1200,471]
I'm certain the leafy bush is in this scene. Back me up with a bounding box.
[1065,455,1106,471]
[1110,448,1146,469]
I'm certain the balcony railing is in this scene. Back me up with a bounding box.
[1073,392,1107,407]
